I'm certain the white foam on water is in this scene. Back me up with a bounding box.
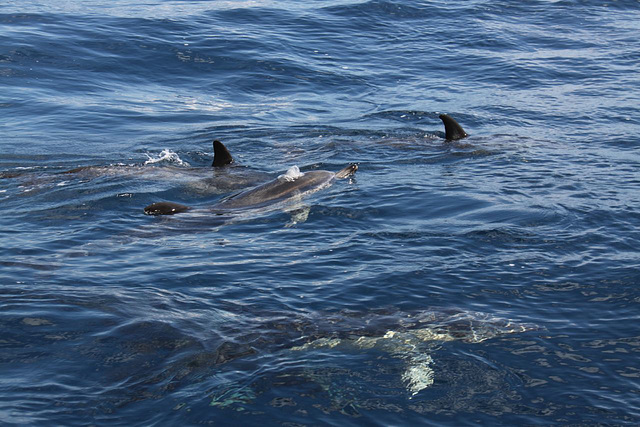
[15,166,44,170]
[144,149,189,166]
[278,165,304,182]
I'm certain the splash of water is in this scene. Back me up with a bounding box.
[144,149,189,166]
[277,165,304,182]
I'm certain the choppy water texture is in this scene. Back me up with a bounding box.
[1,1,640,425]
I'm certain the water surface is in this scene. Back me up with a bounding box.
[1,0,639,425]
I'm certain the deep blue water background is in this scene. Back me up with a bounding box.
[1,1,639,425]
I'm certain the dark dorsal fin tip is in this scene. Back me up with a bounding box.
[212,140,233,167]
[439,114,468,141]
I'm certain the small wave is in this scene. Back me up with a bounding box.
[144,149,189,166]
[278,165,304,182]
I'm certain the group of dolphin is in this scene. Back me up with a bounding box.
[138,114,535,399]
[3,113,539,399]
[141,115,536,399]
[143,114,468,217]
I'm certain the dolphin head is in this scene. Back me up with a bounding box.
[335,163,358,179]
[144,201,190,215]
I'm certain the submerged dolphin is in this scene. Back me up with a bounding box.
[59,305,535,411]
[144,151,358,216]
[47,139,234,178]
[61,139,234,175]
[0,138,263,197]
[288,309,532,396]
[184,307,534,401]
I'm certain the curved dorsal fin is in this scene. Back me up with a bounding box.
[212,140,233,167]
[439,114,468,141]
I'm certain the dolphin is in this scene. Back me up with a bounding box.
[70,305,535,407]
[439,114,468,141]
[132,307,534,403]
[0,139,268,197]
[57,139,236,178]
[1,141,237,180]
[289,308,534,396]
[60,139,234,175]
[144,162,358,216]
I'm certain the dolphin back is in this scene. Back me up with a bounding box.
[213,170,336,211]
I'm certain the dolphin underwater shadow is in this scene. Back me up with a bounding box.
[144,141,358,219]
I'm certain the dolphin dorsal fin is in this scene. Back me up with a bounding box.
[439,114,468,141]
[212,140,233,167]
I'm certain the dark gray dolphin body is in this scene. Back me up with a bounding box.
[1,139,262,197]
[8,140,274,206]
[144,163,358,216]
[64,139,234,175]
[213,164,357,211]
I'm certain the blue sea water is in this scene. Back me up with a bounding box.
[1,0,640,425]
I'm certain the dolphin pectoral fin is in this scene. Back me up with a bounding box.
[439,114,468,141]
[144,201,191,215]
[212,140,234,167]
[400,353,435,397]
[335,163,358,179]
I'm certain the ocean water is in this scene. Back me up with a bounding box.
[1,0,639,425]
